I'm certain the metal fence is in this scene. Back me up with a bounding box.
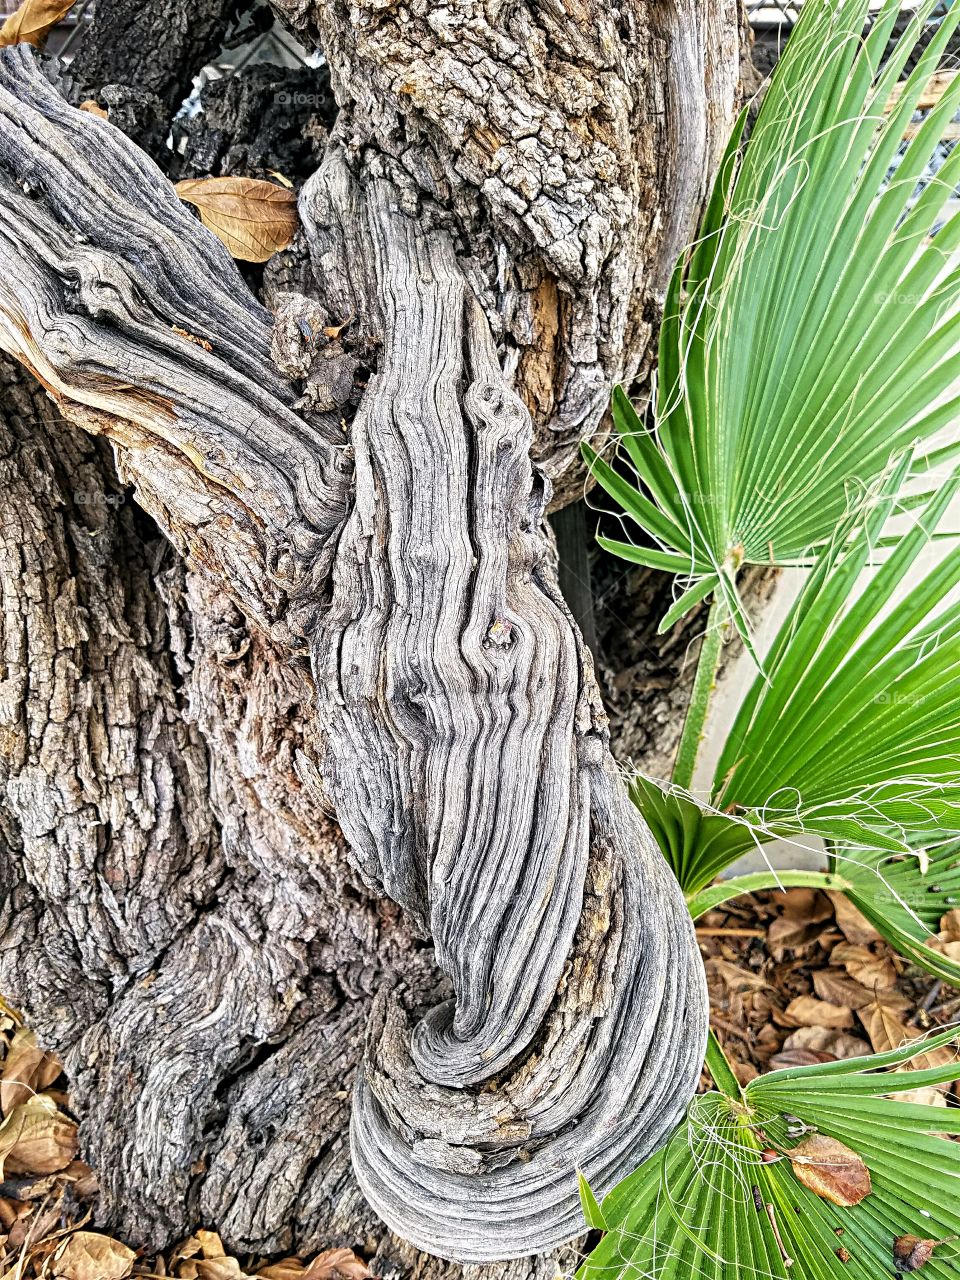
[0,1,954,79]
[746,0,951,22]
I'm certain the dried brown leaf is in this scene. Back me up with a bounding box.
[303,1250,371,1280]
[779,887,834,922]
[770,1025,870,1070]
[887,1085,947,1107]
[196,1230,226,1259]
[704,958,768,992]
[767,1046,832,1069]
[1,1026,61,1114]
[0,995,20,1024]
[0,1197,31,1230]
[169,1235,203,1264]
[257,1261,304,1280]
[827,891,882,945]
[929,937,960,962]
[858,1000,958,1075]
[785,1133,872,1206]
[0,0,75,46]
[830,942,897,991]
[63,1158,98,1200]
[174,178,298,263]
[813,967,902,1011]
[767,891,833,957]
[53,1231,135,1280]
[893,1234,938,1272]
[938,908,960,942]
[0,1093,77,1175]
[7,1199,64,1252]
[78,100,108,119]
[195,1259,249,1280]
[781,995,854,1030]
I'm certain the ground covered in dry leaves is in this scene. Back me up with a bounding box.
[700,887,959,1090]
[1,889,958,1280]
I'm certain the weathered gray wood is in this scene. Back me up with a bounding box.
[275,0,744,503]
[298,156,706,1259]
[0,355,487,1279]
[0,51,351,648]
[0,3,744,1261]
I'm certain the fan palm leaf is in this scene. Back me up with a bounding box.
[585,0,960,642]
[579,1030,960,1280]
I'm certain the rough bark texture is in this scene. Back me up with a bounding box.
[0,353,545,1280]
[66,0,245,113]
[0,0,745,1266]
[273,0,743,502]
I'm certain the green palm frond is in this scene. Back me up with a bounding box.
[585,0,960,640]
[713,470,960,858]
[633,471,960,900]
[629,776,760,894]
[841,836,960,986]
[580,1030,960,1280]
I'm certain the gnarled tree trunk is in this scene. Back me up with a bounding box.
[0,1,746,1272]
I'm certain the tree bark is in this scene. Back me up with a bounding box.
[0,1,746,1268]
[66,0,243,114]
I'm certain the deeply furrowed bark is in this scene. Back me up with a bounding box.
[275,0,743,504]
[66,0,244,114]
[0,0,745,1264]
[0,356,480,1276]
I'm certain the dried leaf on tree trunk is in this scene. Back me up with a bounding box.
[785,1133,872,1206]
[174,178,298,263]
[0,0,74,47]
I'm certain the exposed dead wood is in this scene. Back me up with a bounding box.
[0,53,351,645]
[273,0,744,502]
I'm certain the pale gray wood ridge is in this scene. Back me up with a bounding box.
[303,157,707,1257]
[0,3,742,1262]
[274,0,743,503]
